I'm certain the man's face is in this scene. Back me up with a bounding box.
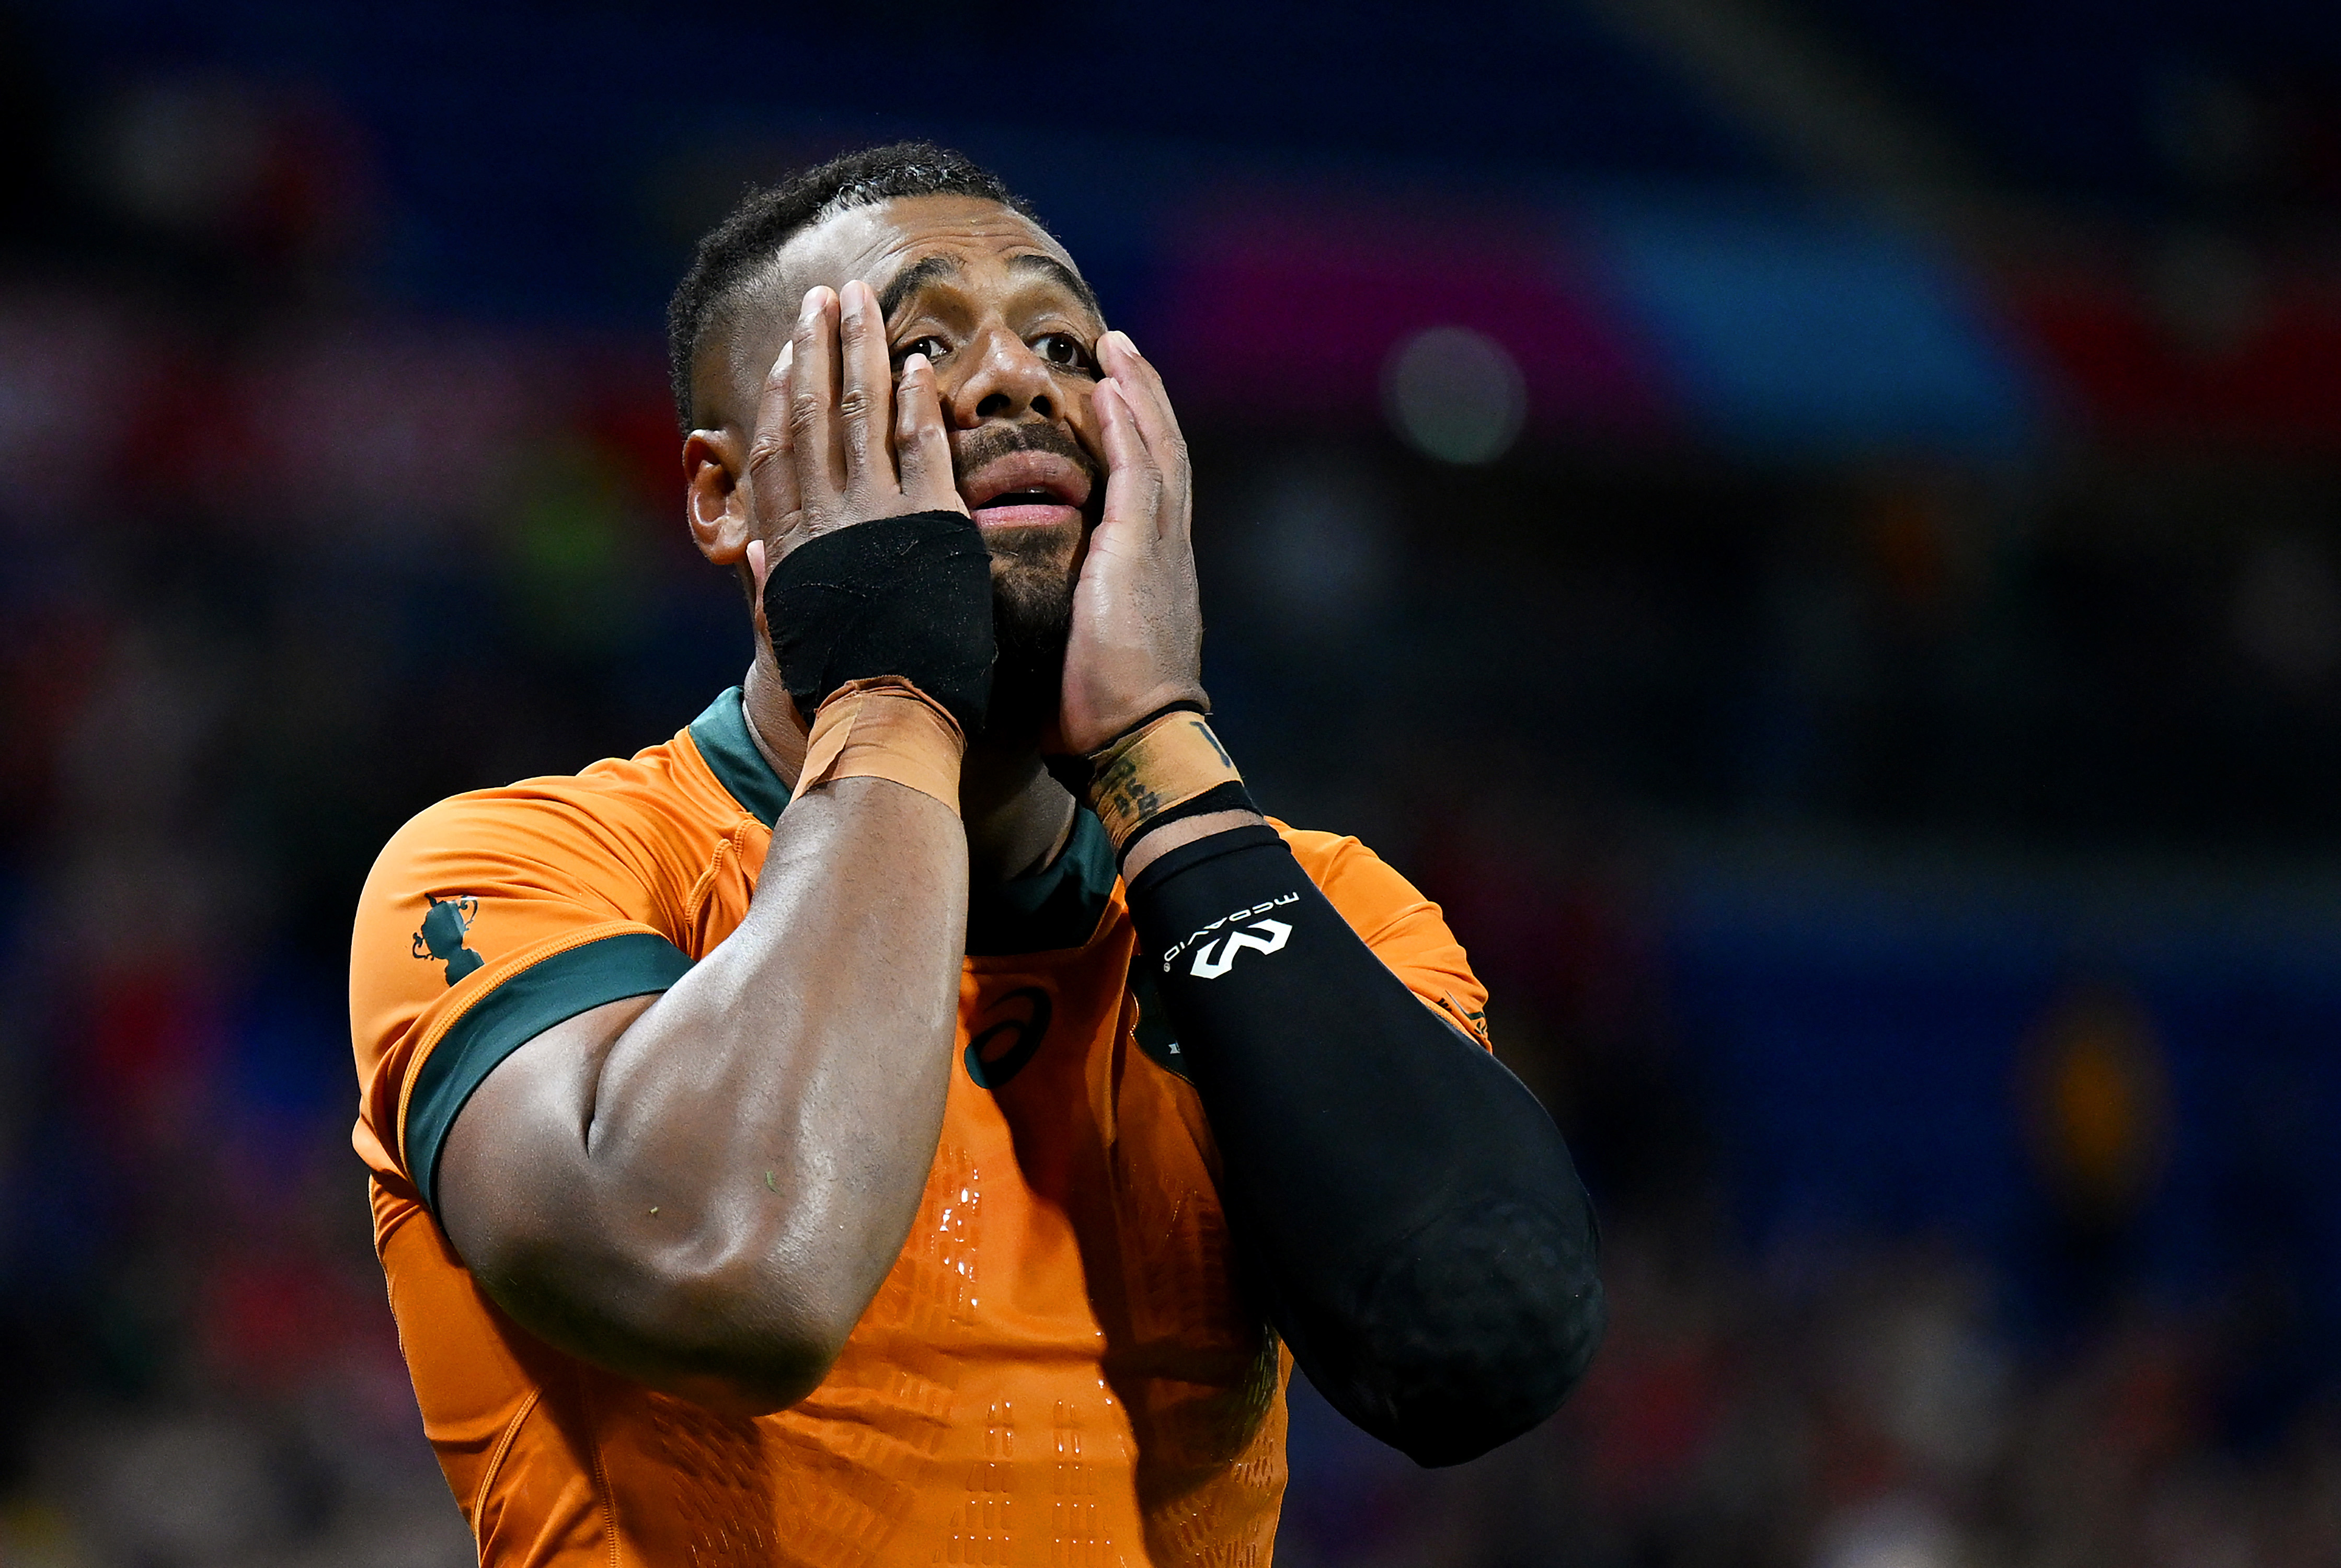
[710,195,1109,671]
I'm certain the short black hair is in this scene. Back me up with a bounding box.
[665,141,1041,429]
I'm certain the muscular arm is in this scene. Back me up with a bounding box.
[439,776,964,1414]
[1077,337,1603,1466]
[435,282,975,1415]
[1124,824,1604,1467]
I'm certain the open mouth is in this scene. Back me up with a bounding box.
[973,488,1070,521]
[959,448,1092,528]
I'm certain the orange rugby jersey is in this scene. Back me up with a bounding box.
[350,688,1490,1568]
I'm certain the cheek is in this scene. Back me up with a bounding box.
[1066,381,1104,451]
[928,362,976,420]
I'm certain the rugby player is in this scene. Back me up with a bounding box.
[350,143,1603,1566]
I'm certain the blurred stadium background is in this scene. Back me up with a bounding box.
[5,2,2341,1563]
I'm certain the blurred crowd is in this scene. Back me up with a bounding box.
[6,7,2341,1566]
[1281,1235,2341,1567]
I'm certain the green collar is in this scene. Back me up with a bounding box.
[967,808,1117,955]
[688,686,791,827]
[687,687,1116,955]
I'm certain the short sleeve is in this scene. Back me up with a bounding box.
[350,787,698,1213]
[1272,822,1494,1051]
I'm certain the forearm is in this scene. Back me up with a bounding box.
[445,775,967,1410]
[584,781,964,1309]
[446,285,1004,1410]
[1124,824,1605,1466]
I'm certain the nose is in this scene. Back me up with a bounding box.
[945,328,1059,427]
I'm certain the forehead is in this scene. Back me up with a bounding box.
[768,194,1086,314]
[698,195,1093,429]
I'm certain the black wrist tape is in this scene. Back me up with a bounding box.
[1114,780,1258,867]
[764,511,995,737]
[1126,825,1605,1466]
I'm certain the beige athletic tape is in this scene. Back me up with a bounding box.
[1085,710,1243,852]
[797,677,965,814]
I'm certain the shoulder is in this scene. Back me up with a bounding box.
[1268,818,1492,1047]
[1269,821,1438,944]
[363,733,736,901]
[349,733,735,1053]
[348,736,721,1193]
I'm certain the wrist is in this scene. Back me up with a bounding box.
[765,511,994,740]
[1080,708,1253,863]
[1119,808,1266,881]
[796,678,966,815]
[1066,685,1209,757]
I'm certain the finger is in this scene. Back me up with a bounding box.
[743,341,800,525]
[835,279,894,499]
[892,353,967,515]
[788,286,844,508]
[1098,330,1188,455]
[1098,330,1190,535]
[1092,379,1165,543]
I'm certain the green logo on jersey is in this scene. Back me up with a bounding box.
[412,895,484,986]
[965,986,1052,1089]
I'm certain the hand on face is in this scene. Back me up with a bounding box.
[740,272,1205,758]
[1056,331,1207,755]
[744,280,965,571]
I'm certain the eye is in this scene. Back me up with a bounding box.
[896,335,952,364]
[1031,332,1096,374]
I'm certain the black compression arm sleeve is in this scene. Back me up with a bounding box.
[1126,825,1605,1467]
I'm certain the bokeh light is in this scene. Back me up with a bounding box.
[1380,325,1527,465]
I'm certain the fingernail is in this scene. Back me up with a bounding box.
[840,283,863,321]
[903,351,929,374]
[1110,329,1139,356]
[800,287,823,320]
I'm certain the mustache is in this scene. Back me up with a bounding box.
[950,419,1103,492]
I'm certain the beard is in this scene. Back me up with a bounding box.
[949,418,1099,746]
[981,525,1078,744]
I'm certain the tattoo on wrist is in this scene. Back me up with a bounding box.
[1084,712,1248,855]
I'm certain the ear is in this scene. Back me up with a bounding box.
[684,427,753,564]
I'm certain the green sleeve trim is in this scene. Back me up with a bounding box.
[407,931,695,1215]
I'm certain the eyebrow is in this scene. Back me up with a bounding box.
[877,253,962,321]
[875,250,1103,324]
[1008,253,1103,321]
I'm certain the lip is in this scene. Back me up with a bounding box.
[959,449,1092,529]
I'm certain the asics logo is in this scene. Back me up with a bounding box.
[965,986,1052,1090]
[1189,919,1291,979]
